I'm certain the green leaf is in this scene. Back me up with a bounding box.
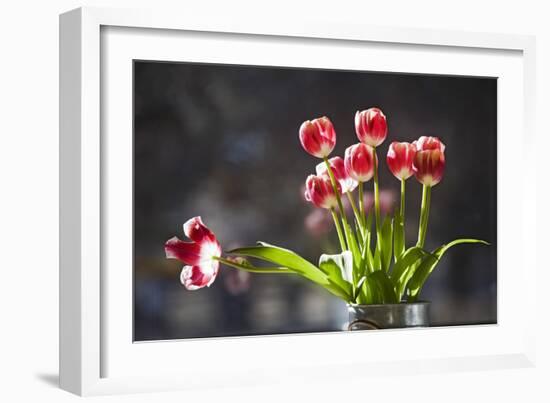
[354,218,365,247]
[393,210,405,262]
[380,215,394,272]
[373,246,382,272]
[389,246,430,301]
[357,279,371,304]
[229,242,327,284]
[362,209,375,274]
[342,220,362,284]
[359,230,372,278]
[407,238,489,300]
[216,256,293,274]
[325,278,354,301]
[365,208,374,239]
[363,279,380,304]
[319,251,353,297]
[359,276,380,304]
[229,242,351,301]
[366,270,399,304]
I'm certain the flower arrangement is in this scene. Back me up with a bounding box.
[165,107,488,305]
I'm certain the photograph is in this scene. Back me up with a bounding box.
[133,60,497,341]
[0,0,545,400]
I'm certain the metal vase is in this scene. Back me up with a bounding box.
[347,302,430,330]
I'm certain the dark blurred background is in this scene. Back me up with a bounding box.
[133,60,497,341]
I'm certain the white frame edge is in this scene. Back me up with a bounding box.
[59,6,537,396]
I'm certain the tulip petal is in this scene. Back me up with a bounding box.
[165,236,202,265]
[183,216,217,243]
[414,136,445,152]
[180,263,218,290]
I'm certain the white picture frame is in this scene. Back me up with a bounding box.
[59,6,537,396]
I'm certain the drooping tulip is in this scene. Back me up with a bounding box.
[316,156,358,193]
[344,143,377,182]
[304,174,341,209]
[299,116,337,158]
[386,141,417,180]
[354,107,387,147]
[412,149,445,187]
[165,216,222,290]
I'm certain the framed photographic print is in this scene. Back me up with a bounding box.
[60,6,537,396]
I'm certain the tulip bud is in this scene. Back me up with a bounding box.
[386,141,417,180]
[304,174,341,209]
[344,143,376,182]
[413,149,446,187]
[316,156,358,193]
[354,107,388,147]
[299,116,337,158]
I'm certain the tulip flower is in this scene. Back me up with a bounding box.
[304,174,341,210]
[305,174,347,251]
[354,108,387,249]
[354,107,387,147]
[165,216,222,290]
[344,143,376,182]
[386,142,417,180]
[344,141,377,235]
[316,156,358,194]
[386,141,416,258]
[299,116,337,158]
[412,136,446,187]
[412,136,446,248]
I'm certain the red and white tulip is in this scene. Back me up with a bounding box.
[299,116,337,158]
[412,137,446,186]
[164,216,222,290]
[386,141,417,180]
[316,156,358,193]
[304,174,341,209]
[344,143,377,182]
[354,107,388,147]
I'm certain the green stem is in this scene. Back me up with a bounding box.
[416,185,432,248]
[346,191,364,241]
[358,181,365,227]
[394,178,407,261]
[372,147,381,249]
[213,256,292,274]
[400,178,406,219]
[323,157,350,249]
[330,208,347,252]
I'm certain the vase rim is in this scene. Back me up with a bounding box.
[347,301,430,308]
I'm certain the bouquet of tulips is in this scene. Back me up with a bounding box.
[165,107,488,305]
